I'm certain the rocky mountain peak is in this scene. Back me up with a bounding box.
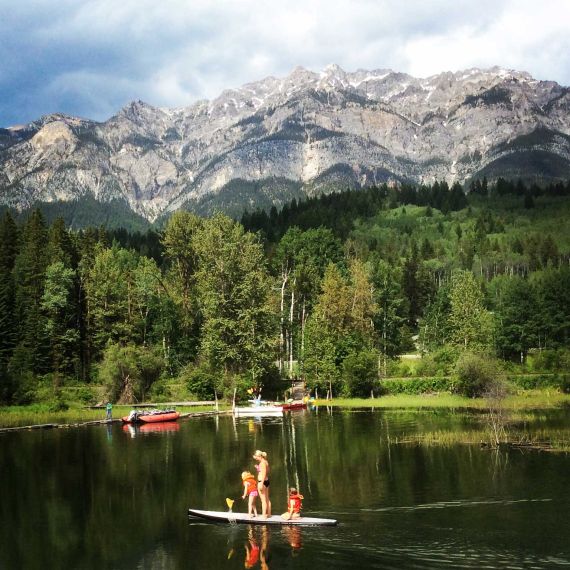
[1,65,569,222]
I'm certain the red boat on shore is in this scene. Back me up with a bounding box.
[281,401,307,411]
[121,409,180,424]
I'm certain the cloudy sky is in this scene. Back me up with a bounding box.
[1,0,569,127]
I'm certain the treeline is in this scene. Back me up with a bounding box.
[1,177,570,404]
[241,178,570,241]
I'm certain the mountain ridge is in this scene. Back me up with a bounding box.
[1,64,569,221]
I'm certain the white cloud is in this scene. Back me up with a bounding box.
[1,0,569,125]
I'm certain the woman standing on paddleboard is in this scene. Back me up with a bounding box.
[253,450,272,518]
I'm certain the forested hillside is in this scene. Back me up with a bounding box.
[1,177,570,406]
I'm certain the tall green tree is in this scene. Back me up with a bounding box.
[493,276,538,362]
[10,210,49,376]
[419,284,451,351]
[161,211,202,333]
[193,214,277,388]
[0,212,19,362]
[449,271,494,350]
[41,262,80,381]
[530,267,570,348]
[371,258,407,369]
[0,212,19,401]
[272,227,343,374]
[83,245,140,356]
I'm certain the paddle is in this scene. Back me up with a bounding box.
[226,497,235,512]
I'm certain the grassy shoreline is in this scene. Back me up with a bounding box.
[314,390,570,410]
[0,403,219,429]
[1,390,569,428]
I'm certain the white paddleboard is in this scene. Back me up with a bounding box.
[188,508,337,526]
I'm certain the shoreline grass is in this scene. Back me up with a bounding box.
[0,403,219,428]
[314,390,570,410]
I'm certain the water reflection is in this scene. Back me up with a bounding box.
[281,525,302,552]
[121,421,180,438]
[243,526,269,569]
[1,408,569,569]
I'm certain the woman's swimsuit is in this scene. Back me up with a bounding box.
[255,462,270,486]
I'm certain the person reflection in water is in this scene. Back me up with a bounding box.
[244,526,271,569]
[244,527,260,569]
[282,525,302,554]
[259,525,270,570]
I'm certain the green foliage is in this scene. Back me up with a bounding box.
[378,376,454,395]
[449,271,494,350]
[193,214,277,383]
[528,349,570,372]
[178,362,217,400]
[453,352,503,398]
[415,346,460,376]
[507,374,562,390]
[98,343,163,403]
[3,178,570,406]
[341,350,378,397]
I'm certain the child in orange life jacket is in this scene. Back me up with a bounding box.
[241,471,259,517]
[281,487,304,520]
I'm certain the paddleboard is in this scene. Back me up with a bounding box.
[188,509,337,526]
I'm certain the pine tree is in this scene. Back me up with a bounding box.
[0,212,19,362]
[41,261,80,381]
[10,210,49,376]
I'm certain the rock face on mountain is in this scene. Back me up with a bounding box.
[1,65,569,220]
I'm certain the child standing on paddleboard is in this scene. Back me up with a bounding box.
[281,488,303,520]
[241,471,259,517]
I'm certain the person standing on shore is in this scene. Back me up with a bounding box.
[253,450,271,518]
[106,402,112,421]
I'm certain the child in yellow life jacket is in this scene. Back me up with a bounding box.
[241,471,259,517]
[281,487,304,520]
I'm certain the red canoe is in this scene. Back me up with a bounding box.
[121,410,180,424]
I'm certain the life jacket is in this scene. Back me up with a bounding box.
[289,493,303,513]
[243,477,257,495]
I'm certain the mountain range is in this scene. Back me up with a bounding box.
[1,64,569,222]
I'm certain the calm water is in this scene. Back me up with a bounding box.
[1,407,569,569]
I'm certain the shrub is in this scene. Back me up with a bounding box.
[47,398,69,412]
[416,346,460,377]
[508,374,561,390]
[378,377,454,395]
[149,380,173,402]
[76,387,96,405]
[178,363,217,400]
[529,349,570,373]
[341,350,378,397]
[453,352,503,398]
[98,343,164,403]
[560,375,570,394]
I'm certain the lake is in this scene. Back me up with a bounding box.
[1,407,569,569]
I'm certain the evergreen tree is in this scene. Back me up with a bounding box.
[493,276,538,362]
[41,262,80,381]
[371,258,407,370]
[10,210,49,376]
[0,212,19,401]
[419,285,451,351]
[0,212,19,361]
